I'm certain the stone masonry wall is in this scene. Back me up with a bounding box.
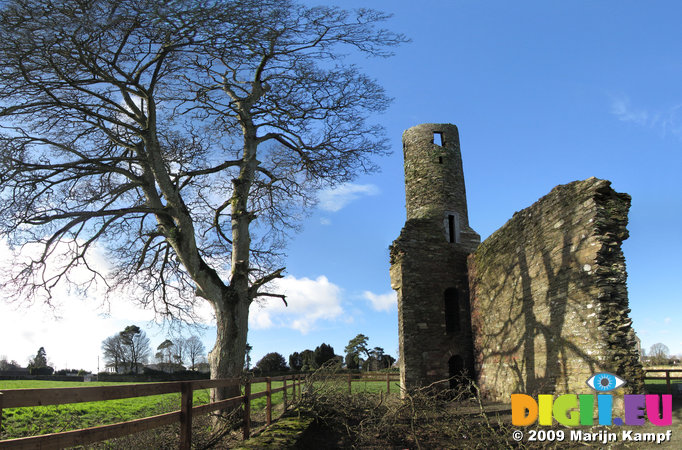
[402,124,469,223]
[468,177,644,402]
[390,219,473,390]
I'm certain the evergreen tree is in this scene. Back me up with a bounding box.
[289,352,303,372]
[345,334,370,370]
[29,347,47,369]
[254,352,288,375]
[314,343,336,367]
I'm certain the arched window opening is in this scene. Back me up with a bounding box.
[444,288,460,334]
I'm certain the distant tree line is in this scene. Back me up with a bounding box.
[0,329,210,377]
[101,325,207,374]
[288,343,341,373]
[3,331,397,378]
[0,348,95,376]
[248,334,396,376]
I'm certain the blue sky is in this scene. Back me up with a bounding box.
[1,1,681,371]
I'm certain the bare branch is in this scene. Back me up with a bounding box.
[254,292,287,307]
[249,267,285,299]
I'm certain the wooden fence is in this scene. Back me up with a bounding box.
[643,368,682,395]
[0,374,303,449]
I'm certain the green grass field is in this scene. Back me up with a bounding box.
[0,379,303,440]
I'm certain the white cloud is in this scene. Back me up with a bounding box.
[319,217,332,225]
[611,97,650,126]
[0,239,160,371]
[611,96,682,139]
[665,317,672,324]
[317,183,379,212]
[249,275,344,334]
[362,290,397,312]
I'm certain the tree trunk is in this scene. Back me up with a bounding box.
[205,115,256,422]
[208,290,249,404]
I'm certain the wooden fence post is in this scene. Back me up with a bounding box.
[386,372,390,394]
[298,374,302,399]
[243,380,251,440]
[666,370,671,395]
[179,382,193,450]
[266,377,272,425]
[283,377,288,410]
[348,373,352,395]
[0,391,4,439]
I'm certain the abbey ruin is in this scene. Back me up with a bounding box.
[390,123,644,401]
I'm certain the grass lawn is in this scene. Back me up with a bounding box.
[0,379,301,440]
[348,379,400,395]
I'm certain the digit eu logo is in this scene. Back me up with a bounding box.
[512,373,672,427]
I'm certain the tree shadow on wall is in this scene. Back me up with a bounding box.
[517,231,600,394]
[474,198,605,397]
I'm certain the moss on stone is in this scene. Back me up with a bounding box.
[234,415,314,450]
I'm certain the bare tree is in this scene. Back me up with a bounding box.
[0,357,21,371]
[102,334,126,373]
[119,325,151,373]
[157,339,175,365]
[185,335,205,370]
[0,0,404,401]
[649,343,670,366]
[173,336,187,367]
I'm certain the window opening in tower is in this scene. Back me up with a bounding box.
[433,131,444,146]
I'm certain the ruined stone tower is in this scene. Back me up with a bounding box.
[390,123,480,393]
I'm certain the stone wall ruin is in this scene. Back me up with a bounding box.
[391,123,644,400]
[468,177,644,400]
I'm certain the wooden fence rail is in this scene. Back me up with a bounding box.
[0,374,303,450]
[643,368,682,395]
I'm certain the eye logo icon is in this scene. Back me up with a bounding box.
[586,372,626,392]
